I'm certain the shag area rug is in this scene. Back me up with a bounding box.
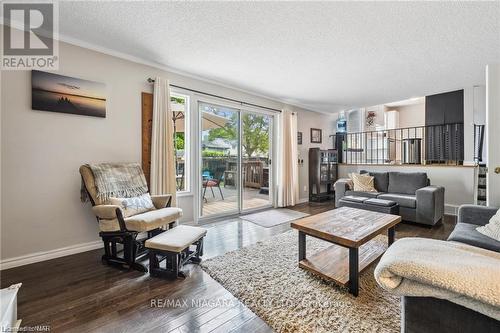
[240,209,310,228]
[201,230,400,332]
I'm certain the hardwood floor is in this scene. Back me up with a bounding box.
[1,202,456,333]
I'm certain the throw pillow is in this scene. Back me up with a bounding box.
[476,209,500,241]
[109,193,155,218]
[351,173,377,192]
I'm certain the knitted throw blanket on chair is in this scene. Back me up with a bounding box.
[84,163,148,202]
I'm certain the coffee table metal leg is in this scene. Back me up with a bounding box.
[349,247,359,296]
[298,231,306,261]
[388,226,395,246]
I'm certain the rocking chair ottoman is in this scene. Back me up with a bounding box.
[145,225,207,279]
[80,163,182,272]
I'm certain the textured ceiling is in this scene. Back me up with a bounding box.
[56,1,500,113]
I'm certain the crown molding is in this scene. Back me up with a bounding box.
[55,30,331,114]
[0,18,335,115]
[1,22,333,114]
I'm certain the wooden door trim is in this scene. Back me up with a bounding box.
[141,92,153,188]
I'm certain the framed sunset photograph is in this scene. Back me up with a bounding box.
[31,70,106,118]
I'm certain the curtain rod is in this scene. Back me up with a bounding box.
[147,78,281,113]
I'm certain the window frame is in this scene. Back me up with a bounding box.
[170,91,190,195]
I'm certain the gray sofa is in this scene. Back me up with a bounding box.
[335,170,445,225]
[402,204,500,333]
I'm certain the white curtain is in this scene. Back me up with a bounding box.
[150,77,177,205]
[275,109,299,207]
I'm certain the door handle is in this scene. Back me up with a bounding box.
[495,167,500,174]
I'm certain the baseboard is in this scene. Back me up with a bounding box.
[445,204,459,216]
[179,220,196,226]
[297,197,309,204]
[0,240,102,271]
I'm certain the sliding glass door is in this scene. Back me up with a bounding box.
[199,103,274,219]
[199,102,239,217]
[241,111,273,211]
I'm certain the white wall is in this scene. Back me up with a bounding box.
[486,64,500,207]
[473,86,487,125]
[338,164,476,215]
[463,86,475,165]
[473,85,487,163]
[0,38,328,267]
[391,103,425,128]
[296,110,337,200]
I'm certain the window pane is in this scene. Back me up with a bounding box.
[200,102,239,217]
[171,94,188,192]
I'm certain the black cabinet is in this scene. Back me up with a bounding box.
[309,148,338,202]
[332,133,346,163]
[425,90,464,164]
[426,90,464,125]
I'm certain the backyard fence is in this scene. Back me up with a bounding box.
[202,156,269,188]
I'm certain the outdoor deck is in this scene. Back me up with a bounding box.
[202,186,270,216]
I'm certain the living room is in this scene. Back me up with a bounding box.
[1,2,499,332]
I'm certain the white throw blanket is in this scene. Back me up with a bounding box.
[374,238,500,320]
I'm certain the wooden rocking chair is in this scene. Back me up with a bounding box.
[80,164,182,272]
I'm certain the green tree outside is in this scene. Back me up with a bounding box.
[175,132,184,150]
[207,113,269,158]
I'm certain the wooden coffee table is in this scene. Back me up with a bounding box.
[291,207,401,296]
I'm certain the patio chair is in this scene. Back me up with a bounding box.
[80,163,182,272]
[202,166,225,202]
[176,163,185,190]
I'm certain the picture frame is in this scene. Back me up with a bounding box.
[310,128,322,143]
[31,70,107,118]
[297,131,303,145]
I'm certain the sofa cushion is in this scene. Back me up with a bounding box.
[341,195,369,203]
[448,222,500,252]
[361,170,389,193]
[388,172,428,195]
[345,190,380,198]
[99,207,182,232]
[378,193,417,208]
[365,198,397,207]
